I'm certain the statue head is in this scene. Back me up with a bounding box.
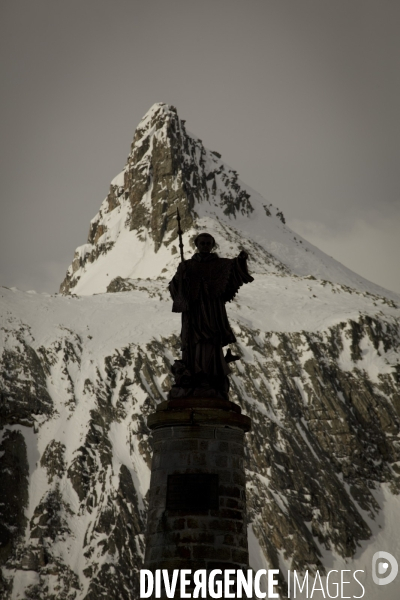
[194,233,216,254]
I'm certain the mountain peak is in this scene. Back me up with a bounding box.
[59,104,395,300]
[134,102,178,137]
[59,103,276,295]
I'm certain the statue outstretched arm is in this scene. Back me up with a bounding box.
[221,251,254,303]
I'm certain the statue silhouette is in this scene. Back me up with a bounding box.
[169,233,253,399]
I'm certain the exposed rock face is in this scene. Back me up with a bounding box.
[0,310,152,600]
[0,334,53,427]
[233,316,400,575]
[0,430,29,565]
[59,103,264,295]
[59,104,396,301]
[1,282,399,599]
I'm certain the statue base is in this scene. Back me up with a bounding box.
[147,397,251,431]
[143,397,251,582]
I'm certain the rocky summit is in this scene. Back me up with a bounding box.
[1,103,400,600]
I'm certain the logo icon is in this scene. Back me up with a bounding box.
[372,551,398,585]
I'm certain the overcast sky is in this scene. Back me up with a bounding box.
[1,0,399,294]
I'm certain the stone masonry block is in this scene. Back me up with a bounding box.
[148,470,167,487]
[214,455,229,468]
[225,497,244,510]
[190,452,207,466]
[172,426,216,440]
[161,545,192,560]
[208,519,238,532]
[152,453,161,468]
[219,484,241,498]
[171,518,186,530]
[149,546,163,561]
[234,521,245,534]
[192,545,231,561]
[147,507,166,523]
[229,443,245,456]
[216,429,244,443]
[177,531,215,545]
[152,559,207,572]
[231,548,249,564]
[153,428,174,440]
[205,440,229,453]
[232,471,246,486]
[199,440,211,451]
[231,456,244,469]
[160,452,190,469]
[186,517,200,529]
[167,439,199,453]
[216,508,243,520]
[149,487,167,509]
[214,468,231,483]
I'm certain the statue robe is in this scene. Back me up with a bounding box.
[169,252,254,395]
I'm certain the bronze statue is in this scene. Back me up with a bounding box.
[169,231,253,399]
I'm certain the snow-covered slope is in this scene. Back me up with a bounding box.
[2,103,400,600]
[1,278,400,599]
[60,103,397,301]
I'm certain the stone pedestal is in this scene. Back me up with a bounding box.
[144,397,251,578]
